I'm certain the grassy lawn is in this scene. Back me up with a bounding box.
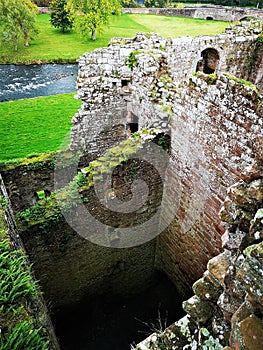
[0,93,81,161]
[0,14,229,64]
[128,14,229,37]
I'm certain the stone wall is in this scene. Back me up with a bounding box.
[14,147,165,308]
[20,220,157,309]
[137,175,263,349]
[123,6,263,22]
[158,73,262,297]
[38,6,50,14]
[71,20,262,295]
[0,154,56,212]
[39,5,263,21]
[0,174,59,349]
[71,21,262,150]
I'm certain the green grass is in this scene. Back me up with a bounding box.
[0,14,229,64]
[128,14,229,37]
[0,93,81,161]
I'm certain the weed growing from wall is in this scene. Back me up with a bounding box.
[126,52,139,70]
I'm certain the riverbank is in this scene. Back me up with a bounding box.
[0,14,228,65]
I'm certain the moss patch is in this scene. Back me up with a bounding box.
[224,73,259,92]
[17,128,162,229]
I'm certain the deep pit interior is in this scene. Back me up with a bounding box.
[13,140,186,349]
[51,271,184,350]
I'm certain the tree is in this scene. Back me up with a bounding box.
[144,0,155,7]
[50,0,73,33]
[121,0,139,7]
[0,0,38,50]
[32,0,51,4]
[66,0,122,41]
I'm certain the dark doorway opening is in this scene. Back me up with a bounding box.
[127,113,139,134]
[206,16,213,20]
[128,122,139,134]
[240,16,254,21]
[51,271,184,350]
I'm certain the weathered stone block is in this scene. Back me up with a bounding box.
[193,271,223,302]
[236,242,263,306]
[231,314,263,350]
[183,295,214,324]
[207,252,232,286]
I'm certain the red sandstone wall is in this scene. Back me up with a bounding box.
[157,74,262,297]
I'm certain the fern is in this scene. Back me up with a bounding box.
[0,240,37,306]
[0,238,49,349]
[0,321,49,350]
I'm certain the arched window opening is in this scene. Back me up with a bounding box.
[196,48,219,74]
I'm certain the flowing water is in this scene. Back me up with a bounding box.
[0,64,78,102]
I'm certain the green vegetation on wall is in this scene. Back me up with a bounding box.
[0,207,49,350]
[17,128,162,229]
[224,73,259,91]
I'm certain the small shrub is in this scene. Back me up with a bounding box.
[256,32,263,48]
[175,2,184,9]
[0,236,49,350]
[75,172,87,188]
[192,71,202,78]
[126,52,139,70]
[144,0,156,7]
[121,0,140,8]
[0,240,37,306]
[0,196,8,210]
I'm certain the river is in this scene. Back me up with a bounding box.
[0,64,78,102]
